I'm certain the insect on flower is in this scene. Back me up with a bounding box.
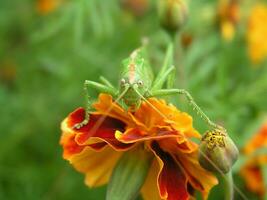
[62,43,245,200]
[73,43,223,133]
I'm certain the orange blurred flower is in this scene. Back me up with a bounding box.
[218,0,240,41]
[37,0,61,15]
[247,4,267,64]
[240,123,267,197]
[60,94,218,200]
[121,0,150,17]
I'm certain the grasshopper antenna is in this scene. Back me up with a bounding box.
[133,86,248,200]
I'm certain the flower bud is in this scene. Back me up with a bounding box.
[198,129,239,174]
[157,0,188,33]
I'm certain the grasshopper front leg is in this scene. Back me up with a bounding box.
[150,89,224,131]
[73,80,116,129]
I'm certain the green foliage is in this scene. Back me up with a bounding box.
[0,0,266,199]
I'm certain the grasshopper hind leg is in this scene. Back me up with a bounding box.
[73,82,92,129]
[73,101,91,129]
[73,80,117,129]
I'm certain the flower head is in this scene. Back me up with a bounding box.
[240,122,267,197]
[247,4,267,64]
[60,94,218,200]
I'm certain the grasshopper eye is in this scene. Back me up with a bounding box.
[137,80,143,87]
[120,79,126,85]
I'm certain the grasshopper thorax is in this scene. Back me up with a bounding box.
[119,49,149,111]
[119,76,147,111]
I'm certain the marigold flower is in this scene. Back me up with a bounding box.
[60,94,218,200]
[240,122,267,197]
[247,4,267,64]
[37,0,61,15]
[218,0,240,41]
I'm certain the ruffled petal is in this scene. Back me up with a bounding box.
[68,146,122,187]
[61,108,133,151]
[60,131,106,159]
[115,128,183,144]
[92,94,132,124]
[141,160,162,200]
[176,152,218,199]
[150,142,190,200]
[132,98,200,139]
[159,138,198,154]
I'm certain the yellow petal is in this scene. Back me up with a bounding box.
[141,160,162,200]
[69,146,122,187]
[221,21,235,41]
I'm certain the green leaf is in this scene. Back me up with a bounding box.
[106,147,153,200]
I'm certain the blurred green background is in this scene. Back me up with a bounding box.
[0,0,267,199]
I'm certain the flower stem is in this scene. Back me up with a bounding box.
[224,170,234,200]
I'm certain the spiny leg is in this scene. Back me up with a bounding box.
[74,82,92,129]
[150,89,224,131]
[73,80,116,129]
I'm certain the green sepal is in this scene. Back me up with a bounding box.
[106,147,153,200]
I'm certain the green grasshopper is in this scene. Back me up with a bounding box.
[74,44,222,131]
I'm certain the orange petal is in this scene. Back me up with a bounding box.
[150,142,190,200]
[158,137,198,154]
[37,0,60,15]
[243,123,267,154]
[61,108,133,151]
[115,128,182,144]
[240,155,267,196]
[132,98,200,139]
[68,146,122,187]
[176,152,218,199]
[141,160,162,200]
[92,94,132,124]
[60,131,106,159]
[240,163,265,196]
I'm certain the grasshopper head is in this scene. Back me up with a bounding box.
[119,77,146,111]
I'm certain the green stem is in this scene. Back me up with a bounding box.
[224,170,234,200]
[167,38,175,89]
